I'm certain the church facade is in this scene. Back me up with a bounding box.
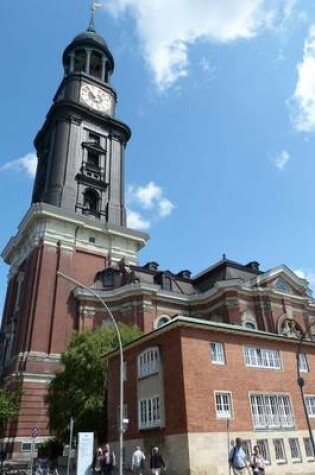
[0,14,315,475]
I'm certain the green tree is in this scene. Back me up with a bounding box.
[0,386,23,435]
[46,324,142,443]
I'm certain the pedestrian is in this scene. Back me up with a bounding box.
[131,446,146,475]
[229,438,250,475]
[102,444,116,475]
[150,447,165,475]
[92,448,103,474]
[250,445,265,474]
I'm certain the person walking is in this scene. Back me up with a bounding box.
[229,438,250,475]
[250,445,265,474]
[150,447,165,475]
[131,446,146,475]
[101,444,116,475]
[92,448,103,474]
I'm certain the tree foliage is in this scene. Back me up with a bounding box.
[0,386,23,435]
[46,324,142,443]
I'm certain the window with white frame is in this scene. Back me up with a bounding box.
[244,346,281,369]
[210,342,225,365]
[303,437,315,458]
[21,442,40,452]
[250,394,294,429]
[138,347,159,378]
[273,438,286,463]
[242,440,252,460]
[138,396,160,429]
[305,396,315,417]
[117,404,128,428]
[298,353,309,373]
[256,440,270,464]
[215,392,232,418]
[288,438,302,461]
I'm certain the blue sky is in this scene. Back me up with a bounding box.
[1,0,315,313]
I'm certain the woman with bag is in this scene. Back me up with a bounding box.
[250,445,265,475]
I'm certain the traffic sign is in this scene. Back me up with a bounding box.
[31,427,39,438]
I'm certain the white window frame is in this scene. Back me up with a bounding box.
[215,391,233,419]
[138,395,161,429]
[273,438,286,463]
[250,393,294,429]
[138,347,159,378]
[303,437,315,459]
[256,440,271,464]
[305,396,315,417]
[288,438,302,462]
[210,342,225,365]
[298,353,309,373]
[244,346,281,369]
[242,440,252,460]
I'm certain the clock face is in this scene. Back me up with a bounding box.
[80,84,112,113]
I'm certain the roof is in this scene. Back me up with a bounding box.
[106,315,315,358]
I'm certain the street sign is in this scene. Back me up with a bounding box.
[31,427,39,438]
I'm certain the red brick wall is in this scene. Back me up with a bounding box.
[108,324,315,443]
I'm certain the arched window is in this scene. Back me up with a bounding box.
[241,310,257,330]
[74,49,86,72]
[83,189,99,215]
[245,322,255,330]
[90,51,102,79]
[154,315,171,329]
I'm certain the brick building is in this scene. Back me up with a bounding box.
[0,13,315,475]
[106,259,315,475]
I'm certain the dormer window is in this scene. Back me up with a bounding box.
[154,272,173,291]
[163,276,172,292]
[103,269,115,287]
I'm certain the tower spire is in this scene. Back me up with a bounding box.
[88,0,102,31]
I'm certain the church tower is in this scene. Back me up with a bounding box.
[0,14,147,456]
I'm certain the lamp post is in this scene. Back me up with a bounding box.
[57,271,124,475]
[296,321,315,456]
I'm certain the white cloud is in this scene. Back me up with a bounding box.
[127,181,175,217]
[158,198,175,218]
[105,0,295,90]
[126,181,175,229]
[126,208,151,231]
[271,150,290,170]
[0,153,37,178]
[291,25,315,132]
[128,181,162,209]
[294,268,315,287]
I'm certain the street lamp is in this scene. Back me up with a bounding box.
[296,321,315,456]
[57,271,124,475]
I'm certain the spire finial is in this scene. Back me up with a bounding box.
[89,0,102,31]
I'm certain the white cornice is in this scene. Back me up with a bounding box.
[246,265,309,293]
[72,276,315,311]
[2,203,149,271]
